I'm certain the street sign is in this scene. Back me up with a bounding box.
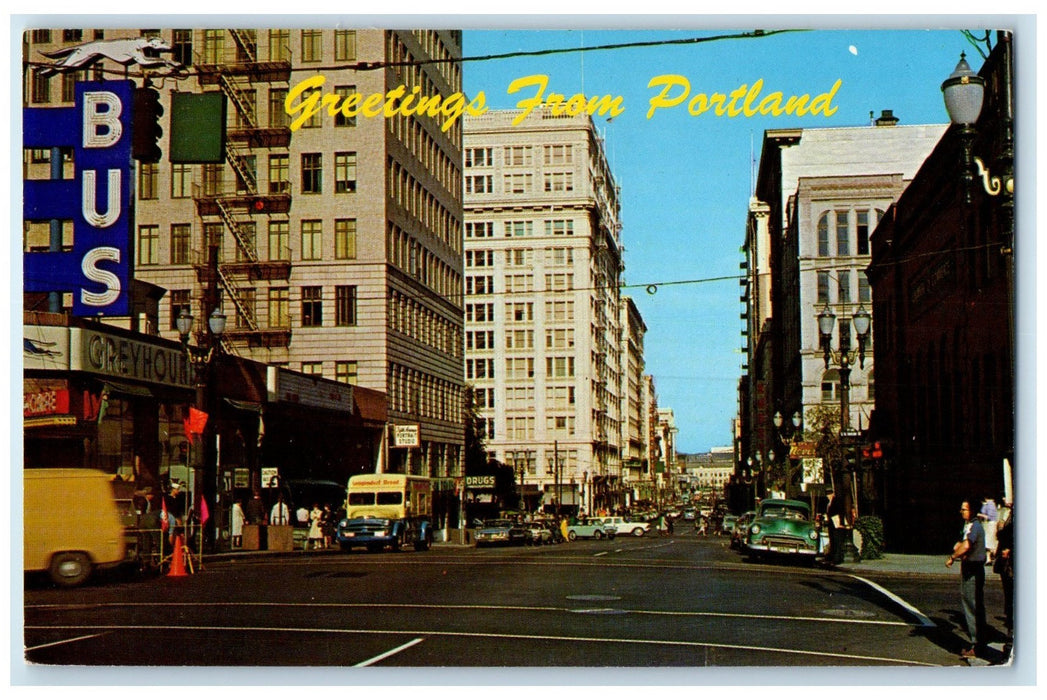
[465,475,496,490]
[262,467,280,487]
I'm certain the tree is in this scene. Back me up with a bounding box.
[462,385,488,475]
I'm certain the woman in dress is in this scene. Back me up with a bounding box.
[231,499,245,548]
[308,503,324,550]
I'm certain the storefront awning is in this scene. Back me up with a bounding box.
[103,380,154,398]
[225,398,264,413]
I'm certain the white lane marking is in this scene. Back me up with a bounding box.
[23,624,936,666]
[24,632,108,652]
[26,601,913,627]
[354,637,424,667]
[593,551,608,557]
[848,574,936,628]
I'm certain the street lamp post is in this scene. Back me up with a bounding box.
[817,305,871,433]
[772,410,803,497]
[176,307,226,552]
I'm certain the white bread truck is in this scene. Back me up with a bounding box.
[335,473,433,552]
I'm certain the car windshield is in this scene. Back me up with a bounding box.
[761,505,809,520]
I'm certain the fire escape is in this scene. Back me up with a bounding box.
[192,29,293,349]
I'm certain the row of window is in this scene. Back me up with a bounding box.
[388,33,462,136]
[169,285,358,331]
[465,171,575,195]
[388,362,462,424]
[388,158,461,255]
[465,219,576,238]
[815,269,873,305]
[816,208,885,257]
[465,273,576,296]
[466,327,574,352]
[464,144,574,168]
[388,110,461,203]
[466,299,577,324]
[465,247,574,267]
[388,289,462,358]
[135,219,358,266]
[298,360,358,385]
[465,356,578,381]
[387,222,461,301]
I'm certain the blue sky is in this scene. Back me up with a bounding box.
[462,27,987,453]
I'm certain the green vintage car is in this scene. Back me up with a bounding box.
[745,499,820,560]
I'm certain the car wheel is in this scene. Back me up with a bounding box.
[632,527,645,537]
[49,552,91,587]
[595,530,604,540]
[608,532,616,540]
[567,531,577,541]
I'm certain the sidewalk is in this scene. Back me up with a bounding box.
[833,552,1003,579]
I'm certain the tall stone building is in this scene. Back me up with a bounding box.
[462,108,624,514]
[23,28,466,482]
[742,113,946,501]
[618,295,648,509]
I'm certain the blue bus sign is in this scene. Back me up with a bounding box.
[24,80,134,316]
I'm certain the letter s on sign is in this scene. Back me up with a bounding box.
[81,247,122,307]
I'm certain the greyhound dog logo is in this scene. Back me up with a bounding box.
[38,37,182,76]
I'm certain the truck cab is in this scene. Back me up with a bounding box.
[336,473,433,552]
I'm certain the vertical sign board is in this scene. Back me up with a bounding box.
[24,80,134,316]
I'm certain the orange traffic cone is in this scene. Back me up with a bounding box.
[168,534,188,577]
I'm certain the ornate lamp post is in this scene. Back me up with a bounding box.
[817,305,871,433]
[772,410,803,497]
[176,307,226,551]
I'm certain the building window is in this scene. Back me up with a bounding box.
[543,144,573,165]
[464,147,493,167]
[335,152,357,193]
[504,220,533,238]
[268,221,289,261]
[857,210,871,256]
[170,290,191,331]
[170,224,191,264]
[172,29,193,66]
[858,271,871,304]
[465,175,492,194]
[269,88,289,128]
[137,225,159,265]
[201,164,221,196]
[138,163,158,200]
[543,172,573,192]
[504,145,532,166]
[31,72,51,104]
[301,153,322,194]
[61,72,80,103]
[202,29,224,63]
[301,30,322,62]
[821,369,840,401]
[31,29,51,43]
[171,163,192,198]
[269,29,290,61]
[334,85,357,127]
[503,173,532,193]
[268,154,289,194]
[545,219,574,236]
[817,213,830,257]
[867,370,875,400]
[335,219,357,259]
[335,285,357,326]
[817,271,830,305]
[301,286,323,327]
[837,270,851,304]
[301,362,323,376]
[466,221,494,238]
[335,361,358,384]
[300,220,322,260]
[334,30,356,61]
[268,288,290,327]
[836,210,850,256]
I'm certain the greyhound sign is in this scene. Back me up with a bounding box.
[37,37,182,76]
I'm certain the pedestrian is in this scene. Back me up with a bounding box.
[978,494,998,562]
[666,516,674,535]
[270,492,291,526]
[946,499,987,659]
[696,514,707,536]
[993,501,1014,646]
[164,481,187,544]
[825,490,844,565]
[231,499,245,548]
[308,503,324,549]
[296,505,310,527]
[321,503,335,548]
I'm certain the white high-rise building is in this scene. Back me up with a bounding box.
[463,108,624,513]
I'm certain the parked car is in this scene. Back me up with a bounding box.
[521,521,553,545]
[591,516,650,537]
[682,507,697,521]
[744,499,820,561]
[722,514,739,535]
[565,518,616,541]
[475,519,529,547]
[730,511,755,550]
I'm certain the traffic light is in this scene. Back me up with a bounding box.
[844,446,858,473]
[132,87,163,163]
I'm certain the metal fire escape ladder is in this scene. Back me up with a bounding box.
[215,264,259,331]
[213,197,259,264]
[213,65,258,129]
[229,29,258,64]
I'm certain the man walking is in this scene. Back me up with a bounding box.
[946,499,987,659]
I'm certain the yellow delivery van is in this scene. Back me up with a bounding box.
[24,468,128,586]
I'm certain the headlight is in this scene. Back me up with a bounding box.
[750,524,761,534]
[809,530,819,540]
[373,530,387,537]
